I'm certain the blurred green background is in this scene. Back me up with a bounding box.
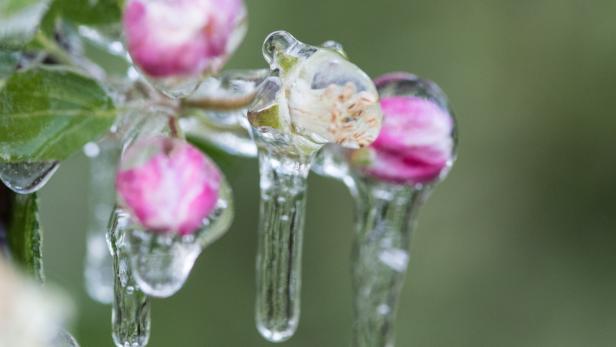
[39,0,616,346]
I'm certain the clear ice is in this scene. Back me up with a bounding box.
[180,69,268,157]
[0,161,59,195]
[108,208,151,347]
[350,180,424,347]
[84,105,172,304]
[248,31,382,342]
[125,180,233,298]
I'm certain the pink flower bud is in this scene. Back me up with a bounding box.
[123,0,247,78]
[116,137,221,235]
[360,74,456,185]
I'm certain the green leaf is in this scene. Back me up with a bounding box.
[51,0,122,26]
[7,192,44,282]
[0,50,20,87]
[0,66,116,162]
[0,0,52,49]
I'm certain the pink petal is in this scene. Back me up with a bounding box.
[116,138,222,235]
[365,96,454,185]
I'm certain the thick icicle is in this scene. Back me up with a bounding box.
[254,151,310,341]
[248,31,382,342]
[350,180,424,347]
[346,72,457,347]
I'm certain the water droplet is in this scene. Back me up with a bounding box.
[321,40,347,57]
[0,161,59,194]
[262,31,297,64]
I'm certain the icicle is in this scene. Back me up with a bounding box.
[108,208,151,347]
[345,73,457,347]
[248,31,382,342]
[0,161,59,195]
[350,180,424,347]
[254,150,311,342]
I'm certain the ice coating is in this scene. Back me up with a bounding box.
[356,73,456,186]
[116,137,221,235]
[248,31,382,153]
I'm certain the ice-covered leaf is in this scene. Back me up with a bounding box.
[0,67,116,162]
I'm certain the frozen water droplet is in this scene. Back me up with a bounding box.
[321,40,347,57]
[263,31,297,64]
[126,229,202,298]
[0,161,59,194]
[125,180,233,298]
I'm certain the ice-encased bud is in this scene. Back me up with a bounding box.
[115,137,233,297]
[116,137,221,235]
[249,31,382,154]
[83,104,171,304]
[123,0,248,98]
[351,73,457,187]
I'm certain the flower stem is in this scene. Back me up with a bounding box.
[255,151,311,342]
[350,179,425,347]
